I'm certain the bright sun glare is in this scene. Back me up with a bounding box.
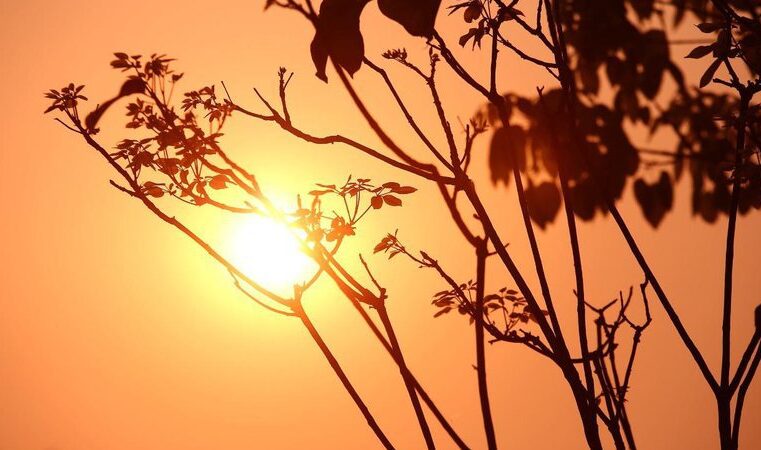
[227,216,316,293]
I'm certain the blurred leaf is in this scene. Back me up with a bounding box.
[525,180,562,229]
[634,172,673,227]
[639,30,669,99]
[434,307,452,318]
[489,125,526,186]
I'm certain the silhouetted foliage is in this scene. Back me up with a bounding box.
[463,0,761,228]
[309,0,441,81]
[301,0,761,228]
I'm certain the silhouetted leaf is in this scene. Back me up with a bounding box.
[463,2,480,22]
[578,59,600,94]
[459,25,487,48]
[393,186,417,194]
[634,172,673,227]
[378,0,441,38]
[605,56,625,86]
[383,194,402,206]
[85,78,145,132]
[209,174,230,190]
[525,180,561,229]
[738,31,761,74]
[696,22,722,33]
[434,307,452,318]
[686,44,714,59]
[489,125,526,186]
[640,30,669,99]
[630,0,655,19]
[142,181,164,198]
[569,178,597,221]
[699,57,722,88]
[698,191,719,222]
[310,0,370,82]
[714,29,731,57]
[374,235,392,253]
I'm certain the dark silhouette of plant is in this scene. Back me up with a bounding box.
[45,0,761,449]
[472,1,761,228]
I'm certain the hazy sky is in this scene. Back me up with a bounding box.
[1,1,760,449]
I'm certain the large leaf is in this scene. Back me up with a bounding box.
[378,0,441,38]
[633,171,673,227]
[310,0,370,82]
[639,30,669,99]
[489,125,526,186]
[568,177,597,221]
[525,180,561,229]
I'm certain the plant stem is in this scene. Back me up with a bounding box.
[718,396,733,450]
[719,88,751,450]
[376,304,436,450]
[491,88,564,353]
[553,79,595,406]
[463,184,603,450]
[721,91,751,386]
[319,261,471,449]
[732,341,761,448]
[475,239,498,450]
[295,303,396,450]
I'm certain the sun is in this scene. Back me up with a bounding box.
[226,215,317,294]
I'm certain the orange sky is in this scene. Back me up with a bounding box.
[1,1,760,449]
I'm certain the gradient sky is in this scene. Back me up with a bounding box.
[1,1,760,449]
